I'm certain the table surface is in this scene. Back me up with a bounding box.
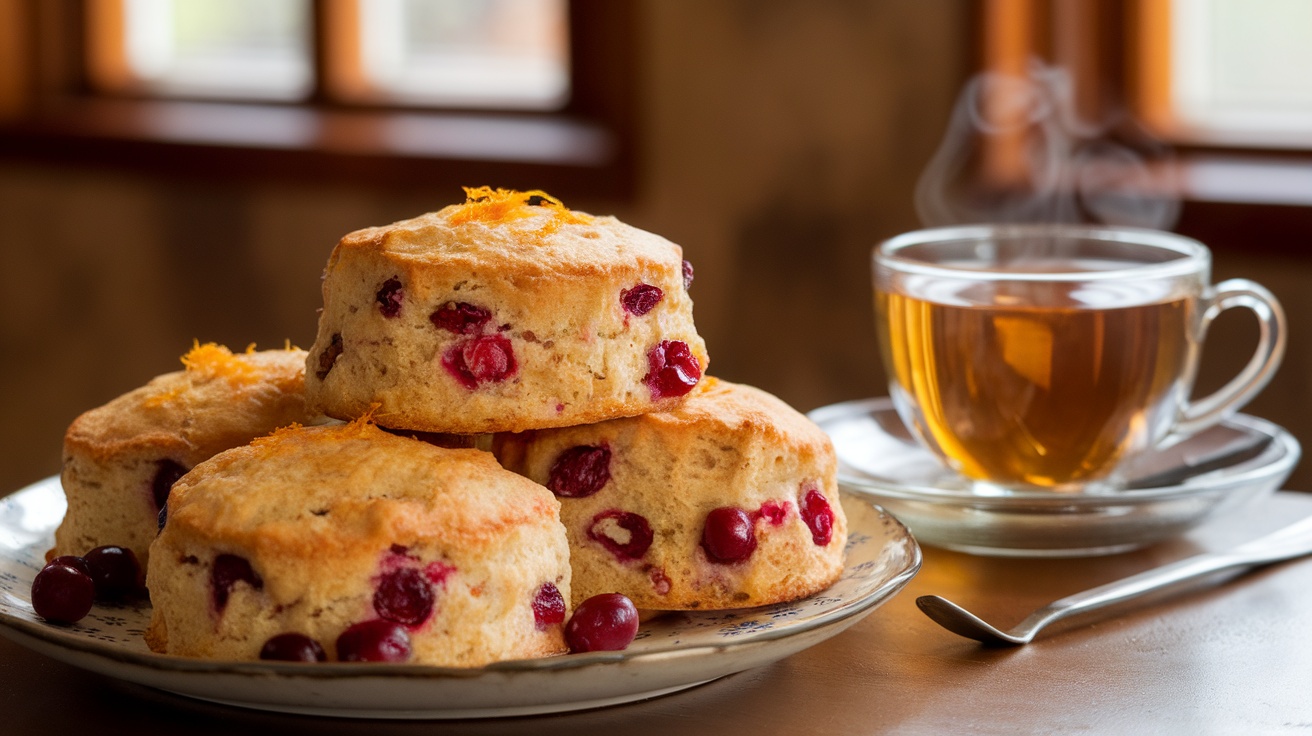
[4,491,1312,735]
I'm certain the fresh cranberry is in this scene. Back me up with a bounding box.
[759,500,789,526]
[682,260,694,289]
[211,554,263,612]
[547,445,611,498]
[315,333,343,380]
[84,546,143,602]
[374,568,434,626]
[644,340,701,399]
[565,593,639,653]
[260,633,327,662]
[376,277,404,318]
[441,335,517,388]
[800,489,835,546]
[48,555,91,576]
[151,458,188,512]
[587,510,653,561]
[532,583,566,629]
[621,284,663,316]
[31,563,95,624]
[336,620,412,662]
[429,302,492,335]
[701,507,758,564]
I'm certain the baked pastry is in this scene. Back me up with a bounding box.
[145,419,572,666]
[54,343,313,568]
[304,187,709,435]
[494,378,846,610]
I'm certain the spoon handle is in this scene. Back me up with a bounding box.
[1015,515,1312,639]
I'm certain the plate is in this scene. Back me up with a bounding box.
[0,476,919,719]
[809,397,1300,557]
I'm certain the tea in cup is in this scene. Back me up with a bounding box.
[873,224,1285,491]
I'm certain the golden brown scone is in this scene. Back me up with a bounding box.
[146,420,571,666]
[55,343,313,568]
[304,187,709,434]
[494,378,847,611]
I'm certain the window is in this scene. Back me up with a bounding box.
[0,0,633,197]
[1136,0,1312,148]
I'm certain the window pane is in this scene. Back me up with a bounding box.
[1170,0,1312,140]
[358,0,570,109]
[123,0,312,100]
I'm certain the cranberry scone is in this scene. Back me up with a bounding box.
[146,420,572,666]
[494,378,847,610]
[305,187,709,434]
[54,343,313,569]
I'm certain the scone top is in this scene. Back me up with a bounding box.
[333,187,682,277]
[306,187,709,435]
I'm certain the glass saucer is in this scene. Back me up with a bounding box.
[808,398,1301,557]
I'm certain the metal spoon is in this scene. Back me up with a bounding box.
[917,513,1312,645]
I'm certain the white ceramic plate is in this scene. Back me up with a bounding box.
[0,476,920,719]
[810,397,1299,557]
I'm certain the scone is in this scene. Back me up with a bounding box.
[145,420,572,666]
[304,187,709,434]
[55,343,313,568]
[494,378,847,610]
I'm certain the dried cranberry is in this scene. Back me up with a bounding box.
[565,593,639,653]
[429,302,492,335]
[336,620,412,662]
[31,563,95,624]
[587,510,654,561]
[441,335,517,388]
[547,445,611,498]
[682,260,694,289]
[644,340,702,399]
[315,333,343,380]
[151,458,188,512]
[374,567,435,626]
[759,500,789,526]
[701,507,758,564]
[260,633,327,662]
[84,546,144,602]
[800,489,836,546]
[621,284,663,316]
[532,583,567,629]
[211,554,262,612]
[376,277,404,318]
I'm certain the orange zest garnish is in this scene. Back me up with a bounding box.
[447,187,593,236]
[180,341,261,385]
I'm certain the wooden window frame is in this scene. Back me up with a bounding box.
[973,0,1312,257]
[0,0,637,199]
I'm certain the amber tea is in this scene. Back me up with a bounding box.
[873,225,1285,492]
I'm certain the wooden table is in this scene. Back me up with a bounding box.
[4,492,1312,735]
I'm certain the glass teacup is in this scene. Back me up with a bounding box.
[873,224,1285,492]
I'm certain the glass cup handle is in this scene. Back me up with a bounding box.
[1175,279,1287,436]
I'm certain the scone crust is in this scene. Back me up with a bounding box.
[146,421,571,666]
[305,190,709,434]
[495,378,847,610]
[55,345,312,567]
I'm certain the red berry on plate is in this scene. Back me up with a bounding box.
[31,563,95,624]
[565,593,639,653]
[84,545,144,602]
